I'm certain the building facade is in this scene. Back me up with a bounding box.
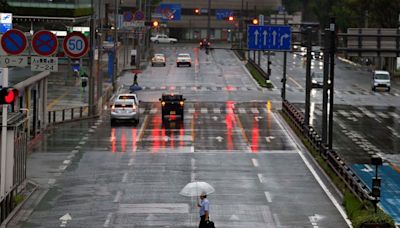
[154,0,282,40]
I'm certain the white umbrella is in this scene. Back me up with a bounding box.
[179,181,215,197]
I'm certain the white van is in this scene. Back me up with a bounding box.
[372,70,391,92]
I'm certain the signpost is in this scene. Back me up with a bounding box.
[1,29,27,55]
[62,32,89,58]
[0,13,12,34]
[32,30,58,56]
[0,56,28,67]
[247,25,291,51]
[31,57,58,72]
[134,11,144,21]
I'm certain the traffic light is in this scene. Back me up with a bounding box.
[152,20,159,27]
[145,20,159,27]
[228,16,234,21]
[252,18,259,25]
[194,8,200,15]
[0,87,18,104]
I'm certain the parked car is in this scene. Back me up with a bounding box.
[176,53,192,67]
[311,71,324,88]
[372,70,391,92]
[152,53,166,66]
[311,46,323,60]
[159,94,185,120]
[150,34,178,44]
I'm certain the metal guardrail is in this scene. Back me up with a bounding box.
[282,100,373,202]
[47,106,89,125]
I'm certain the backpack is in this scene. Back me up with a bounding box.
[206,220,215,228]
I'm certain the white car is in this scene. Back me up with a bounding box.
[151,53,166,66]
[111,93,140,124]
[176,53,192,67]
[372,70,391,92]
[150,34,178,44]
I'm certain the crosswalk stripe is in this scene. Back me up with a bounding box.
[150,108,157,114]
[377,112,389,118]
[389,112,400,118]
[338,110,350,117]
[201,108,208,114]
[188,108,195,114]
[213,108,221,114]
[350,111,363,118]
[238,108,246,114]
[251,108,259,114]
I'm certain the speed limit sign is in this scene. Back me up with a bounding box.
[63,32,89,58]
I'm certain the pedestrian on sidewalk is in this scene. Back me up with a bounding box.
[197,192,210,228]
[133,73,138,86]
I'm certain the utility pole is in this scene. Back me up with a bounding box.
[282,14,288,100]
[322,29,330,145]
[207,0,211,39]
[88,0,96,116]
[304,27,312,127]
[113,0,119,90]
[96,0,103,106]
[328,17,336,150]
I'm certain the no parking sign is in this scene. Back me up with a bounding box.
[62,32,89,58]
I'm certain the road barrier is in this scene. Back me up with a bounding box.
[282,100,372,202]
[247,58,269,80]
[48,106,89,125]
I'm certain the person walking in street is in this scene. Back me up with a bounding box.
[197,192,209,228]
[133,73,138,86]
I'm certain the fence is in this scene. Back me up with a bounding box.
[282,100,373,202]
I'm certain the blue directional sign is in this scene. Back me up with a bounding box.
[247,25,291,51]
[157,3,181,21]
[216,9,233,20]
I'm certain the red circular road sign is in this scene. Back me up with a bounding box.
[1,29,27,55]
[62,32,89,58]
[31,30,58,56]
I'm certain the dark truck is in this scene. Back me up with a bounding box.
[159,94,186,120]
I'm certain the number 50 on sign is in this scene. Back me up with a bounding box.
[62,32,89,58]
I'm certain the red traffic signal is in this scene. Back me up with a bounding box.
[152,20,159,27]
[0,87,18,104]
[194,8,200,14]
[252,18,259,25]
[228,16,234,21]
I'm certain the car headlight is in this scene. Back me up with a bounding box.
[312,80,317,84]
[374,82,378,86]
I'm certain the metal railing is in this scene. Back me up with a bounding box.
[282,100,372,202]
[47,106,89,125]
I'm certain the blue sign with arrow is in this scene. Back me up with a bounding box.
[247,25,291,51]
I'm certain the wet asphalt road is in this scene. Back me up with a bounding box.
[10,43,351,227]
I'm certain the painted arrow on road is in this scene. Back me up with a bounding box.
[265,136,275,143]
[60,213,72,227]
[216,136,224,142]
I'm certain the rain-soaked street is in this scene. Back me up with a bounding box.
[10,42,400,227]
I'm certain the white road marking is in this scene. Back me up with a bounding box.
[251,158,259,167]
[191,146,194,152]
[122,173,128,183]
[103,213,113,227]
[150,108,157,114]
[136,115,148,142]
[67,154,75,159]
[139,108,145,114]
[350,111,362,118]
[191,158,196,182]
[264,191,272,203]
[59,165,67,171]
[63,160,71,165]
[273,112,352,226]
[48,178,56,185]
[273,213,282,227]
[213,108,221,114]
[201,108,208,114]
[337,110,349,117]
[389,112,400,118]
[188,108,195,114]
[78,141,86,145]
[257,174,264,183]
[251,108,259,114]
[377,112,389,118]
[113,191,122,203]
[128,158,134,166]
[238,108,246,114]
